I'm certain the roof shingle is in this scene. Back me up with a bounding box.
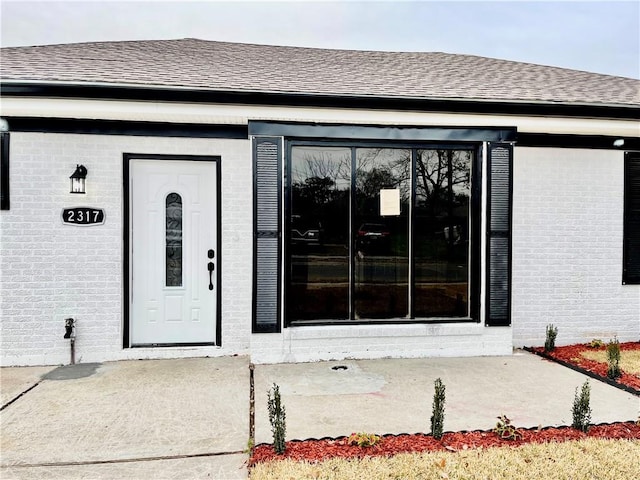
[1,38,639,107]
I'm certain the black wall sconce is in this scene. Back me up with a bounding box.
[70,164,87,194]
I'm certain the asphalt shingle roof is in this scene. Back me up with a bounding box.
[1,38,639,107]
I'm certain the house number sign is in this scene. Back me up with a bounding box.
[62,207,106,226]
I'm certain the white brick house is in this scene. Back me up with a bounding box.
[1,40,638,366]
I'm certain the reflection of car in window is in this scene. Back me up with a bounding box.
[291,215,323,246]
[356,223,391,253]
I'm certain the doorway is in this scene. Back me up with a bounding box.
[126,155,220,346]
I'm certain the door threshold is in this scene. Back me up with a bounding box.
[131,342,217,348]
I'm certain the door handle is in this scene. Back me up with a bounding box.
[207,262,214,290]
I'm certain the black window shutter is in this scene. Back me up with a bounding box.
[486,143,513,326]
[623,152,640,284]
[252,137,282,332]
[1,132,9,210]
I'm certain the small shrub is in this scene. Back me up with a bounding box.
[267,383,286,454]
[493,415,523,440]
[347,432,381,447]
[606,337,622,379]
[588,339,604,348]
[430,378,446,440]
[572,381,592,433]
[544,324,558,352]
[244,437,255,454]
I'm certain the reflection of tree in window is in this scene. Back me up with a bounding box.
[288,146,474,322]
[166,193,182,287]
[291,149,350,190]
[415,150,471,317]
[416,150,470,218]
[289,147,351,320]
[291,148,351,247]
[356,148,411,202]
[354,148,410,319]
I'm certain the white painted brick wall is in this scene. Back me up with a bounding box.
[0,133,252,366]
[512,147,640,347]
[3,136,637,367]
[251,325,512,364]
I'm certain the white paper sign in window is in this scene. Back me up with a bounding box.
[380,188,400,216]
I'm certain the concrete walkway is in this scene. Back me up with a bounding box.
[1,351,638,479]
[1,357,250,479]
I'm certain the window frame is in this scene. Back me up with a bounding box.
[284,139,482,326]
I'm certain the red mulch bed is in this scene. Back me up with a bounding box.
[249,422,640,466]
[528,342,640,392]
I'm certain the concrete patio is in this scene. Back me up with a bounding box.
[1,351,638,479]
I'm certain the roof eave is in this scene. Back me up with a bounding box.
[1,79,639,120]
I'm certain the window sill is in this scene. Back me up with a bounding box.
[288,318,479,328]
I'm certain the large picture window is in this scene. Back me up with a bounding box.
[286,143,477,324]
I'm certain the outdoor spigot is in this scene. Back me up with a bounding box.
[64,318,75,339]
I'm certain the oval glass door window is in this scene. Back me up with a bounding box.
[166,192,183,286]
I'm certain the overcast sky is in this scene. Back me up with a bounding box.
[1,0,639,79]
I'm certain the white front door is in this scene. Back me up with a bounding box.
[130,159,218,345]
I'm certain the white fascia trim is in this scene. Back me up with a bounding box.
[1,97,639,137]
